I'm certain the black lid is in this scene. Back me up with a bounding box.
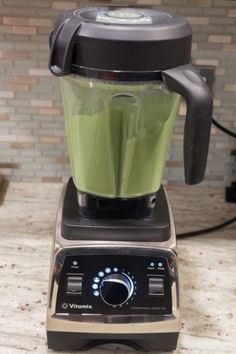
[49,6,192,77]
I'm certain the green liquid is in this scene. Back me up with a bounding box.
[60,76,180,198]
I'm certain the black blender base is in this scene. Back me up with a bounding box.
[47,331,178,352]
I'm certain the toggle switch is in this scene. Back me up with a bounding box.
[148,277,164,296]
[66,274,83,295]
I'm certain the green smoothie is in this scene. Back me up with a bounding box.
[60,76,180,198]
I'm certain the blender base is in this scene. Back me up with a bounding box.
[46,179,180,352]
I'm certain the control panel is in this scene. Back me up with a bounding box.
[55,252,174,316]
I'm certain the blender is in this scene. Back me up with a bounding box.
[46,6,213,351]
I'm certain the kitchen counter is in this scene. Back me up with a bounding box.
[0,181,235,354]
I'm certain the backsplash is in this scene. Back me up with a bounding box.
[0,0,235,186]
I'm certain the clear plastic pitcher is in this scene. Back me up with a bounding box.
[49,6,212,200]
[60,75,180,198]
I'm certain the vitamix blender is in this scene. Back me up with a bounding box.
[46,6,213,351]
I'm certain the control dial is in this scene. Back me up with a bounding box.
[100,273,134,306]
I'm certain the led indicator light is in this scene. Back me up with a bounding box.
[149,262,155,267]
[98,271,104,277]
[72,261,78,266]
[158,262,163,267]
[93,291,99,296]
[113,267,118,272]
[92,284,98,290]
[94,277,100,283]
[105,267,111,273]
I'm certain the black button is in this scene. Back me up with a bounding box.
[66,275,83,295]
[148,277,164,296]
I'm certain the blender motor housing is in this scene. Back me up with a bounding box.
[47,179,180,351]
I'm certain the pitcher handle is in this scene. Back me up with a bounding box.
[162,64,213,184]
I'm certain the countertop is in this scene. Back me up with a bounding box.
[0,182,236,354]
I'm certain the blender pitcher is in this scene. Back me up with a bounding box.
[60,77,180,198]
[49,6,213,199]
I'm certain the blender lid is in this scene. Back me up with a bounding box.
[49,6,192,76]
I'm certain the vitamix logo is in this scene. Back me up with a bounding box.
[61,302,93,310]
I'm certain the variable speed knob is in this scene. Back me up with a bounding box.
[100,273,134,306]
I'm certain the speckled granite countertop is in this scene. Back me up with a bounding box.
[0,182,235,354]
